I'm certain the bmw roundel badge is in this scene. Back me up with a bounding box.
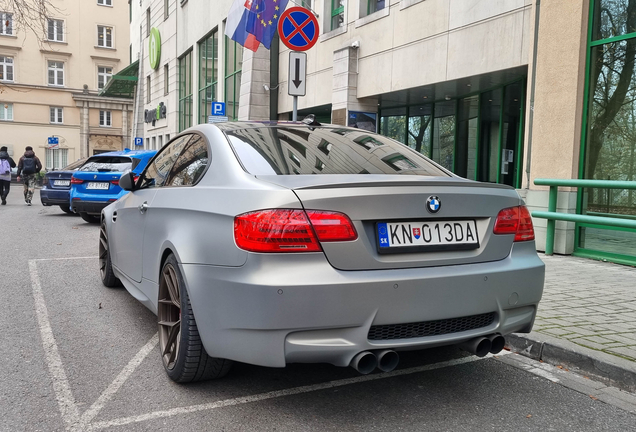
[426,196,441,213]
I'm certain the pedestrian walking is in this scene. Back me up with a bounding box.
[16,146,42,206]
[0,146,17,205]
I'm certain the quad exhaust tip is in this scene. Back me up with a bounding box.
[350,350,400,374]
[376,350,399,373]
[459,334,506,357]
[350,351,377,375]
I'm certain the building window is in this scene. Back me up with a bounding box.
[302,0,312,9]
[0,102,13,121]
[146,8,151,37]
[97,66,113,90]
[1,12,13,35]
[48,61,64,86]
[97,25,113,48]
[178,49,193,131]
[45,148,68,170]
[146,75,151,103]
[367,0,385,15]
[165,0,170,20]
[199,31,218,124]
[97,0,113,6]
[577,0,636,262]
[47,19,64,42]
[50,107,63,124]
[0,56,13,82]
[100,110,112,127]
[164,63,169,95]
[224,36,242,121]
[331,0,345,30]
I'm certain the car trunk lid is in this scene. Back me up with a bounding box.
[257,175,522,271]
[72,171,122,195]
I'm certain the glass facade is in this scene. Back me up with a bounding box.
[379,80,525,188]
[224,37,243,121]
[178,50,193,132]
[578,0,636,262]
[198,31,218,124]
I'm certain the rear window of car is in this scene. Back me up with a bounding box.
[78,156,132,173]
[62,159,86,171]
[225,126,449,177]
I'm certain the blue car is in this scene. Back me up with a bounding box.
[40,158,88,214]
[70,149,157,223]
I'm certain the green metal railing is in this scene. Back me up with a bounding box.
[532,179,636,255]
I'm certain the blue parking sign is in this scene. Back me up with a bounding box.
[212,102,226,116]
[134,137,143,146]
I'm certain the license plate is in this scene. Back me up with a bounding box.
[53,180,70,186]
[377,220,479,253]
[86,182,109,190]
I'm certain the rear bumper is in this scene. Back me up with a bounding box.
[40,188,70,206]
[182,241,545,368]
[71,200,110,214]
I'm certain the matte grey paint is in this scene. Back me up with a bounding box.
[103,123,545,370]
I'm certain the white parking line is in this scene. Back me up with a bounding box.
[87,352,510,431]
[29,259,82,430]
[32,256,515,431]
[79,333,159,428]
[33,256,99,262]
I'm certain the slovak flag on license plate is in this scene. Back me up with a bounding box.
[413,227,421,239]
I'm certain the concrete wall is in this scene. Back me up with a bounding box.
[522,0,590,254]
[276,0,533,114]
[132,0,179,148]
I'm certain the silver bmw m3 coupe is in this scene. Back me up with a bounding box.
[100,121,544,383]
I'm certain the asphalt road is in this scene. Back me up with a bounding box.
[1,185,635,432]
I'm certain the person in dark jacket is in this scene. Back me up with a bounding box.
[0,146,17,205]
[16,146,42,206]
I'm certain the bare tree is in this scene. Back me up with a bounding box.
[0,0,61,43]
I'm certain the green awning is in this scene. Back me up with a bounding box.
[99,60,139,98]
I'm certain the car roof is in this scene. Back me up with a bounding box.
[212,121,331,133]
[89,149,157,158]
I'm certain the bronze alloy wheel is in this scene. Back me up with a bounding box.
[158,262,181,370]
[99,221,120,287]
[157,254,232,383]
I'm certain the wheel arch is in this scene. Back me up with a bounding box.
[158,241,185,281]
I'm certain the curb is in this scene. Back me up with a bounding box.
[506,332,636,394]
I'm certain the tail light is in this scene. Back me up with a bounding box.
[111,179,119,186]
[493,206,535,242]
[234,209,357,253]
[70,177,83,184]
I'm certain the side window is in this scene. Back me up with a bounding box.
[139,134,192,189]
[165,135,209,186]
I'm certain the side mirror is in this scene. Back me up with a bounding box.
[119,171,136,191]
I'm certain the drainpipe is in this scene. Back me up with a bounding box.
[525,0,541,189]
[269,35,279,120]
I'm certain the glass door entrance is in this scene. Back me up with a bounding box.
[379,78,526,188]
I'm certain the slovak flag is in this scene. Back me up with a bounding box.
[225,0,261,52]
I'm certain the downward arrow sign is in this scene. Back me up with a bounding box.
[292,58,302,88]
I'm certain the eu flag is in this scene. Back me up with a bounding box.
[246,0,289,49]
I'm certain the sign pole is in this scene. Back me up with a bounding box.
[293,96,298,121]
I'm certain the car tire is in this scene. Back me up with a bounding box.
[79,212,100,224]
[99,220,121,288]
[59,205,73,214]
[158,254,232,383]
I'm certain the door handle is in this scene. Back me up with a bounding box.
[138,202,148,214]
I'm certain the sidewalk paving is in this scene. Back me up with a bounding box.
[507,253,636,393]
